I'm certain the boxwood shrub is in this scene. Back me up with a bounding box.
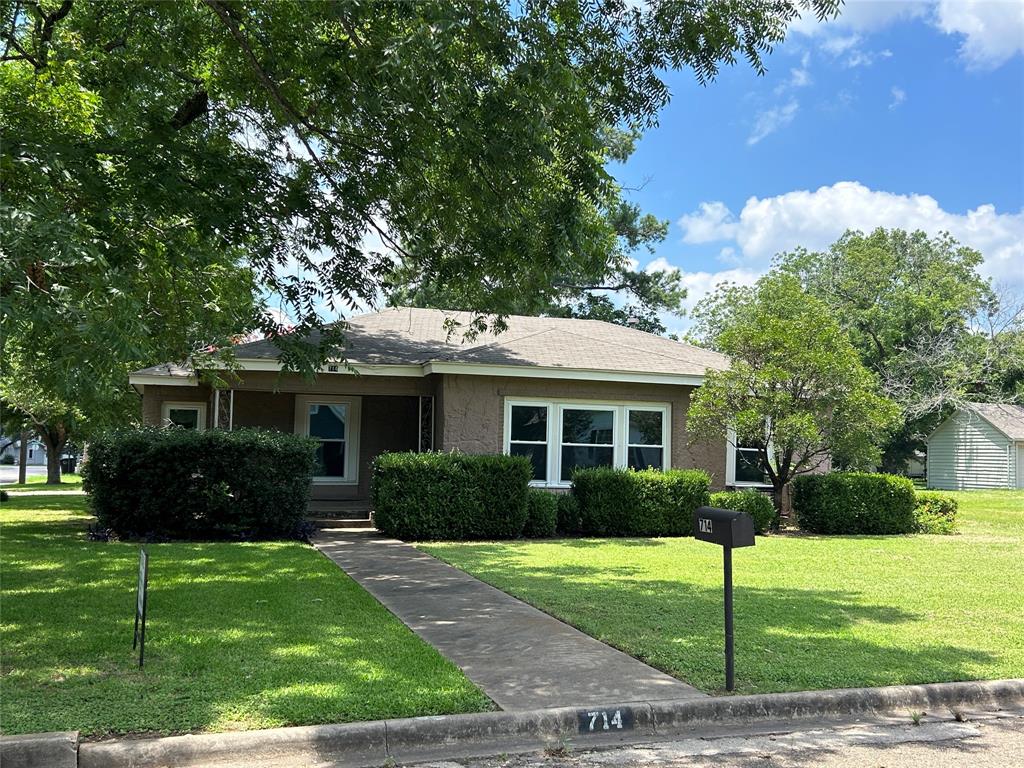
[570,467,711,537]
[914,492,959,535]
[371,452,531,541]
[523,489,559,538]
[709,490,777,534]
[83,427,318,539]
[792,472,917,535]
[555,492,582,535]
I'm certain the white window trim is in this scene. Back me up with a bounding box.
[725,427,773,488]
[294,395,361,485]
[503,398,671,489]
[161,401,207,431]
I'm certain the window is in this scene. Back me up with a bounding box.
[726,430,772,486]
[161,402,206,431]
[509,404,549,482]
[504,399,670,486]
[627,409,664,470]
[295,396,360,483]
[560,407,615,481]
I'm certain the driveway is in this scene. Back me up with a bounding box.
[313,529,704,711]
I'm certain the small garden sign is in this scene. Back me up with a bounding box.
[133,547,149,668]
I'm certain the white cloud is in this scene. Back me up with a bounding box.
[934,0,1024,70]
[793,0,1023,70]
[677,268,763,312]
[678,201,739,243]
[678,181,1024,284]
[889,85,907,109]
[747,99,800,145]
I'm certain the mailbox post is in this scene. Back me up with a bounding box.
[693,506,756,691]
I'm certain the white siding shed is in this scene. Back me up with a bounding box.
[926,403,1024,490]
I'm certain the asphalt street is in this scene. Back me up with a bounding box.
[402,713,1024,768]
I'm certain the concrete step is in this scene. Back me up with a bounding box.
[311,517,376,530]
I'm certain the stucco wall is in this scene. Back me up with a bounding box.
[140,385,212,427]
[439,374,728,488]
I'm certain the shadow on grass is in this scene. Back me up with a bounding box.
[1,506,489,737]
[425,546,999,695]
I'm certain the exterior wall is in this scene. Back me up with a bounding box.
[439,374,728,489]
[141,384,212,427]
[926,411,1014,490]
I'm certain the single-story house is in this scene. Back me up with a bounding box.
[0,434,48,466]
[926,402,1024,490]
[130,307,766,511]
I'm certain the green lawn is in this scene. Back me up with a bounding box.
[0,492,489,737]
[422,490,1024,695]
[2,472,83,490]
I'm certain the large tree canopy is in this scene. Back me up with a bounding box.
[688,273,899,511]
[2,0,838,374]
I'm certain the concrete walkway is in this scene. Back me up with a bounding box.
[312,529,704,711]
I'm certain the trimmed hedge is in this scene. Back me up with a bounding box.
[555,492,581,535]
[792,472,917,535]
[570,467,711,537]
[523,489,559,538]
[710,490,777,534]
[372,452,531,541]
[914,492,959,535]
[83,427,318,539]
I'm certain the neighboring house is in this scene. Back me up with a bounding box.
[0,434,47,466]
[926,402,1024,490]
[130,307,761,510]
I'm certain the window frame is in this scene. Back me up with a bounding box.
[294,395,361,485]
[161,401,207,431]
[725,427,774,488]
[503,398,671,488]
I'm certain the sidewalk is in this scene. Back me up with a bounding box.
[312,529,704,711]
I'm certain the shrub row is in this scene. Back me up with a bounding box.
[793,472,918,535]
[523,489,559,538]
[371,452,531,541]
[568,467,711,537]
[709,490,778,534]
[83,428,318,539]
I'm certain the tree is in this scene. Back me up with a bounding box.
[774,228,1010,471]
[687,273,900,512]
[2,0,838,375]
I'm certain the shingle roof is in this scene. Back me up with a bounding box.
[133,307,729,379]
[965,402,1024,441]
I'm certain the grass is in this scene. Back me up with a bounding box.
[421,490,1024,696]
[1,472,83,490]
[0,492,490,738]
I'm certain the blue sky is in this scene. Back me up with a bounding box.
[614,0,1024,331]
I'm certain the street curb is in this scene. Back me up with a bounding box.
[0,730,79,768]
[12,678,1024,768]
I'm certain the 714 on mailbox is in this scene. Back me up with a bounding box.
[692,506,755,691]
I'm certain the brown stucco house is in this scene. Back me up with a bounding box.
[130,307,761,512]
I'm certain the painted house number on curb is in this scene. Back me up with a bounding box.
[576,707,634,734]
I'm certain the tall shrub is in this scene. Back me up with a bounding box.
[710,490,777,534]
[793,472,916,535]
[523,489,559,538]
[372,452,531,540]
[571,467,710,537]
[83,427,318,539]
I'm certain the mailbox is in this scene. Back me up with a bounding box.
[693,507,756,549]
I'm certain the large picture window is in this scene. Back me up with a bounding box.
[726,431,772,486]
[503,399,670,487]
[560,407,615,481]
[295,396,360,483]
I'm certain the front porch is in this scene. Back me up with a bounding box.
[140,370,441,517]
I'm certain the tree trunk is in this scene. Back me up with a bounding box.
[771,480,787,517]
[39,425,67,485]
[18,432,28,485]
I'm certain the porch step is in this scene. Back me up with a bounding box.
[310,517,376,530]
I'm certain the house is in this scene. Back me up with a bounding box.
[0,433,47,466]
[130,307,759,511]
[926,402,1024,490]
